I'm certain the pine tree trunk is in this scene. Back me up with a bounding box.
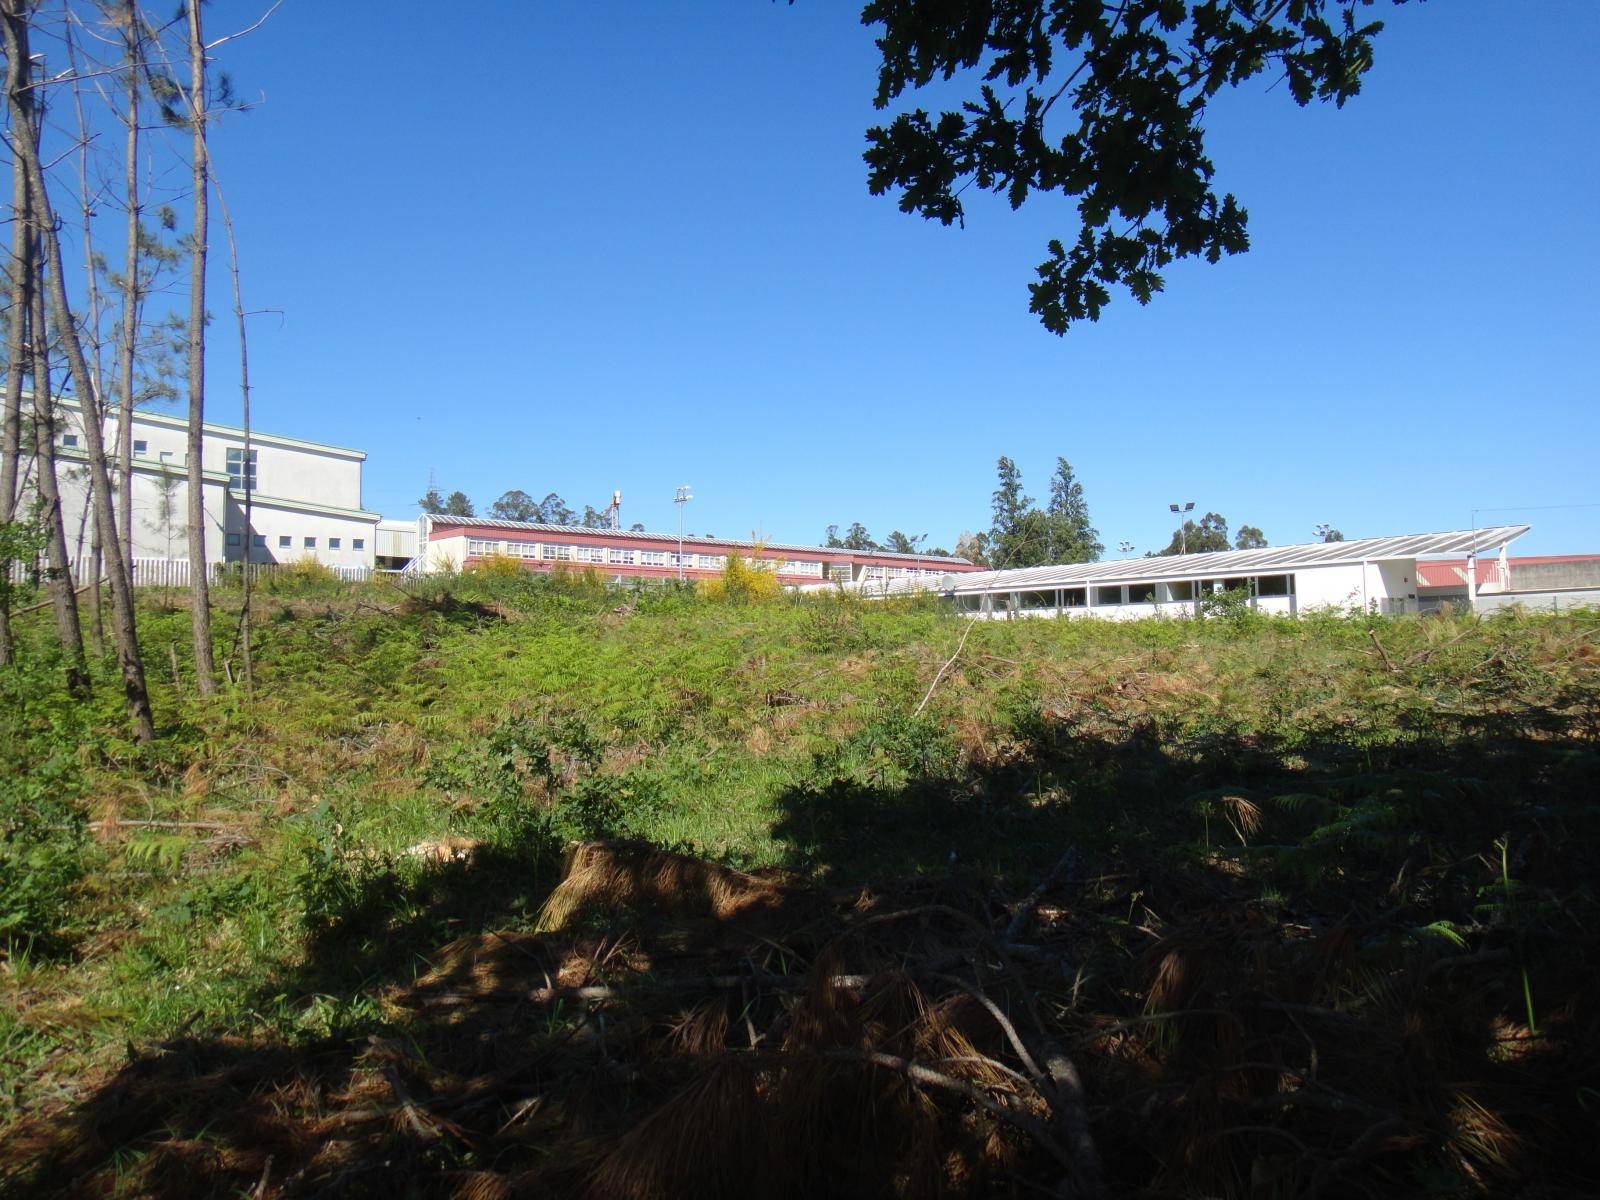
[66,2,110,649]
[29,265,90,698]
[3,0,156,742]
[184,0,217,694]
[0,106,27,666]
[213,175,253,690]
[115,0,142,585]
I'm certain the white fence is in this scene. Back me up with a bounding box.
[7,557,379,588]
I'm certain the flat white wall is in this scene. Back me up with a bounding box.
[1293,563,1368,611]
[55,461,228,561]
[44,401,375,569]
[426,533,467,572]
[56,403,365,510]
[225,500,377,567]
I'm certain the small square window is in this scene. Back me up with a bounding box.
[353,538,365,550]
[62,433,78,447]
[133,439,148,454]
[329,537,341,550]
[252,534,266,547]
[278,535,291,548]
[226,532,242,547]
[304,537,317,549]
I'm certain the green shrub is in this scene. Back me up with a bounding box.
[0,661,98,954]
[557,773,667,841]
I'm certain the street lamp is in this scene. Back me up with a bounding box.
[1313,523,1332,543]
[673,485,693,580]
[1169,501,1195,555]
[1118,540,1135,555]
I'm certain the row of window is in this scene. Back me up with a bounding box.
[225,532,366,552]
[464,538,953,578]
[59,436,251,480]
[60,433,151,454]
[465,538,832,575]
[957,575,1296,611]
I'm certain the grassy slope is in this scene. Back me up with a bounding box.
[2,576,1598,1195]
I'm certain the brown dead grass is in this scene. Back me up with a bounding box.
[536,841,796,933]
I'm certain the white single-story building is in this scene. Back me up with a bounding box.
[48,398,381,570]
[819,526,1532,619]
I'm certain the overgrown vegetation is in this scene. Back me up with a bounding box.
[1,575,1597,1197]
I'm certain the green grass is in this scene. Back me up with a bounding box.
[2,574,1598,1194]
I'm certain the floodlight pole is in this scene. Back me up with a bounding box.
[674,485,693,580]
[1466,507,1481,614]
[1169,501,1195,555]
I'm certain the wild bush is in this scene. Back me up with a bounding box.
[464,552,529,581]
[0,659,102,954]
[698,551,782,602]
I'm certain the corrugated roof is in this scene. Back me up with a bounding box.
[425,514,978,567]
[814,526,1531,596]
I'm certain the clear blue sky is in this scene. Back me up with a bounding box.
[189,0,1596,556]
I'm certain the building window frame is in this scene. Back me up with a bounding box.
[225,446,258,491]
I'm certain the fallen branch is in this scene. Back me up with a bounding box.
[9,576,102,616]
[1032,1036,1106,1200]
[89,819,244,831]
[1368,628,1398,673]
[411,970,880,1009]
[913,616,978,718]
[1006,847,1079,944]
[825,1048,1079,1181]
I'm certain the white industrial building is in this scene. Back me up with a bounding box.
[49,398,381,570]
[821,526,1533,619]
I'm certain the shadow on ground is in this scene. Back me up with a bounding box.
[6,702,1600,1198]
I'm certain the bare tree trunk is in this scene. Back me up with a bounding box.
[87,508,104,653]
[3,0,156,742]
[115,0,141,586]
[29,255,90,697]
[0,123,27,666]
[66,7,107,654]
[183,0,217,695]
[212,172,252,690]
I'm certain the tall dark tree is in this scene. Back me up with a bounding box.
[1155,511,1231,556]
[988,456,1031,567]
[182,0,216,695]
[0,76,29,666]
[442,491,474,517]
[538,493,574,525]
[1045,456,1102,562]
[883,530,925,555]
[841,522,879,551]
[489,489,538,521]
[1235,525,1268,550]
[863,1,1394,331]
[3,0,154,740]
[954,530,991,568]
[418,486,446,514]
[990,456,1056,568]
[1320,527,1346,543]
